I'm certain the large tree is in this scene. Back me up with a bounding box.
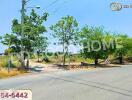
[2,9,48,69]
[50,15,79,66]
[80,26,116,65]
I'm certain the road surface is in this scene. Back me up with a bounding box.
[0,65,132,100]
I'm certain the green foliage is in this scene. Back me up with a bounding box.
[0,56,18,68]
[1,11,131,66]
[3,61,16,68]
[33,36,48,53]
[42,57,50,63]
[46,52,53,56]
[5,9,49,53]
[50,15,79,65]
[80,26,116,65]
[1,9,49,68]
[0,36,2,40]
[0,35,19,54]
[50,15,79,45]
[114,34,132,63]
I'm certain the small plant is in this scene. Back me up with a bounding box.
[42,57,50,63]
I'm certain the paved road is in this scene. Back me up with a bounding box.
[0,65,132,100]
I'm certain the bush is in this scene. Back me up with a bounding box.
[42,57,50,63]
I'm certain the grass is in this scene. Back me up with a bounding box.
[0,56,8,67]
[39,55,94,64]
[0,55,21,68]
[0,56,25,79]
[0,68,26,79]
[1,54,130,79]
[0,56,8,61]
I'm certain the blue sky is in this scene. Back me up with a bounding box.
[0,0,132,53]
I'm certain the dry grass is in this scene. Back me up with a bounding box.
[0,68,26,79]
[0,56,27,79]
[67,66,95,70]
[55,63,96,70]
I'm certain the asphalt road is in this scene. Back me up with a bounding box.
[0,65,132,100]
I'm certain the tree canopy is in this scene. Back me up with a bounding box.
[50,15,79,66]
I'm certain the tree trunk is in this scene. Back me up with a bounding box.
[20,52,25,70]
[8,56,11,73]
[20,61,25,70]
[67,47,70,66]
[38,54,39,62]
[63,53,66,67]
[95,58,98,66]
[21,58,25,70]
[68,53,71,66]
[37,51,40,62]
[8,45,11,73]
[22,51,29,70]
[119,53,123,64]
[26,59,29,70]
[63,43,66,67]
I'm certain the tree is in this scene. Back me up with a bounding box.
[80,26,115,65]
[0,36,2,40]
[125,38,132,57]
[103,32,116,57]
[2,9,48,69]
[115,34,132,64]
[0,34,19,72]
[50,15,79,66]
[1,34,20,53]
[33,36,48,62]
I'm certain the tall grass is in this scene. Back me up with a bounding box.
[0,69,26,79]
[0,56,20,68]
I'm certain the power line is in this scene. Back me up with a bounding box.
[36,0,70,16]
[52,0,68,15]
[44,0,60,10]
[47,0,70,16]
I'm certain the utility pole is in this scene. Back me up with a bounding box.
[20,0,40,69]
[21,0,26,69]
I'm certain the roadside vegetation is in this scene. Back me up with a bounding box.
[0,56,27,78]
[0,6,132,78]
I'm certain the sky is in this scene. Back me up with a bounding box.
[0,0,132,53]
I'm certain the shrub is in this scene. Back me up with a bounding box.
[42,57,50,63]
